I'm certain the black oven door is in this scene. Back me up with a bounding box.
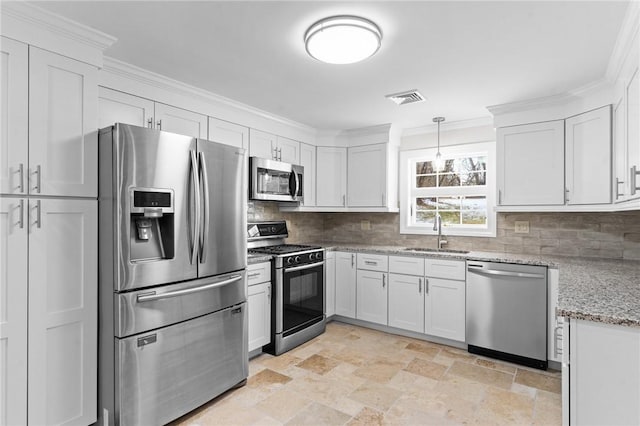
[278,262,324,336]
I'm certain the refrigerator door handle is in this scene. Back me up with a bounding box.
[136,274,243,302]
[190,150,200,264]
[198,151,210,263]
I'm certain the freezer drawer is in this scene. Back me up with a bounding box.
[116,302,248,426]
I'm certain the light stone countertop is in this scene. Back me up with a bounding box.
[310,243,640,328]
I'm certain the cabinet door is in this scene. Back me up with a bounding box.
[208,117,248,149]
[299,142,316,206]
[0,37,28,196]
[316,147,347,207]
[565,106,612,205]
[325,253,336,317]
[334,252,356,318]
[277,136,300,164]
[388,274,424,333]
[98,87,155,129]
[627,68,640,199]
[424,278,465,342]
[613,96,627,201]
[29,47,98,197]
[155,103,207,138]
[248,282,271,352]
[0,199,28,426]
[356,270,388,325]
[348,143,387,207]
[548,268,563,363]
[497,121,565,205]
[249,129,276,159]
[27,199,97,425]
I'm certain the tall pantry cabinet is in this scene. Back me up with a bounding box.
[0,37,98,426]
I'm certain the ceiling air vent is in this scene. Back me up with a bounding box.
[385,90,426,106]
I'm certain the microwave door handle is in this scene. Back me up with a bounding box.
[198,151,210,263]
[294,170,300,199]
[190,150,200,264]
[289,171,297,200]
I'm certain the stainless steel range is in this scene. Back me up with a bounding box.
[248,221,325,355]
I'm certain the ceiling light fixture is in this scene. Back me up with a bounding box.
[433,117,446,172]
[304,15,382,65]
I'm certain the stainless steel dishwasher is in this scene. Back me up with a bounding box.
[466,261,548,370]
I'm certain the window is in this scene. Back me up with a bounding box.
[399,142,496,237]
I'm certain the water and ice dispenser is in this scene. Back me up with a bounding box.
[129,188,175,262]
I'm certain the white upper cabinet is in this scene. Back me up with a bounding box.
[316,147,347,207]
[0,37,28,196]
[249,129,277,159]
[277,136,300,164]
[497,120,565,206]
[565,106,612,205]
[208,117,248,149]
[98,87,155,129]
[626,66,640,200]
[614,96,627,201]
[348,143,387,207]
[29,47,98,198]
[299,142,316,206]
[155,103,207,139]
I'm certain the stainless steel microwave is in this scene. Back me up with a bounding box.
[249,157,303,203]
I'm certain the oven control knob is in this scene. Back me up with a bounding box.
[315,252,322,260]
[295,256,300,263]
[287,257,294,265]
[308,253,314,261]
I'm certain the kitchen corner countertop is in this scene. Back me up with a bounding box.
[310,243,640,328]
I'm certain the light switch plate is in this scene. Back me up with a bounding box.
[514,221,530,234]
[361,220,371,231]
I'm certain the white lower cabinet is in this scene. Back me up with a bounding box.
[548,268,563,363]
[356,270,388,325]
[0,197,97,426]
[334,252,356,318]
[247,262,271,352]
[566,319,640,425]
[424,278,465,342]
[325,252,336,317]
[388,274,424,333]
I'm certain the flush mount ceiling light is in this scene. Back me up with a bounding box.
[304,15,382,65]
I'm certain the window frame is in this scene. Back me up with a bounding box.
[399,141,497,237]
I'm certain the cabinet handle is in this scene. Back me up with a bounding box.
[418,278,422,293]
[351,253,354,267]
[381,193,385,205]
[553,325,563,357]
[16,163,24,193]
[343,195,346,206]
[17,199,24,229]
[34,200,41,229]
[32,165,41,193]
[498,190,502,205]
[364,260,377,266]
[382,274,386,288]
[616,178,625,199]
[425,278,429,294]
[565,188,570,202]
[267,284,271,299]
[156,119,162,130]
[248,272,261,278]
[272,147,278,160]
[278,147,282,161]
[147,118,153,128]
[631,166,640,196]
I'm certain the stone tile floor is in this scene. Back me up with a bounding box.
[175,322,561,425]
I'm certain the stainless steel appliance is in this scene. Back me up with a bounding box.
[247,221,325,355]
[249,157,303,202]
[98,124,248,425]
[466,261,548,370]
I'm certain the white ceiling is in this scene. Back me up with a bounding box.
[33,1,629,131]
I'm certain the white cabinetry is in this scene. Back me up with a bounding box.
[247,262,271,352]
[424,259,465,342]
[497,120,565,206]
[566,319,640,425]
[316,147,347,207]
[299,142,316,206]
[348,143,387,207]
[208,117,248,149]
[388,256,425,333]
[356,253,388,325]
[334,251,356,318]
[277,136,300,164]
[325,252,336,317]
[98,88,207,138]
[1,198,97,426]
[565,106,612,205]
[548,268,563,364]
[249,130,300,163]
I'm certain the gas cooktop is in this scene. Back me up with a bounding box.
[249,244,322,256]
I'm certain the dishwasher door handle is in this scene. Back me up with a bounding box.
[467,266,545,279]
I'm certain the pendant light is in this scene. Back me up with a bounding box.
[433,116,445,172]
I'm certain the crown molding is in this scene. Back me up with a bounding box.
[341,123,393,137]
[102,57,316,134]
[402,116,494,137]
[1,2,116,67]
[606,0,640,82]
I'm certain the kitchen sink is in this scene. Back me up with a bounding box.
[403,247,470,254]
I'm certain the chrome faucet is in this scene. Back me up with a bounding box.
[433,214,448,250]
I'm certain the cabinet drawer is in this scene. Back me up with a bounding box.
[247,262,271,286]
[389,256,425,276]
[357,253,388,272]
[425,258,465,280]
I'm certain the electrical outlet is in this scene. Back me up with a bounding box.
[514,221,530,234]
[361,220,371,231]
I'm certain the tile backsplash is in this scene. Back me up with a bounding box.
[249,202,640,260]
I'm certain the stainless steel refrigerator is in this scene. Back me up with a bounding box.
[98,124,248,425]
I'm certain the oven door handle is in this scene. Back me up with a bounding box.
[284,261,324,273]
